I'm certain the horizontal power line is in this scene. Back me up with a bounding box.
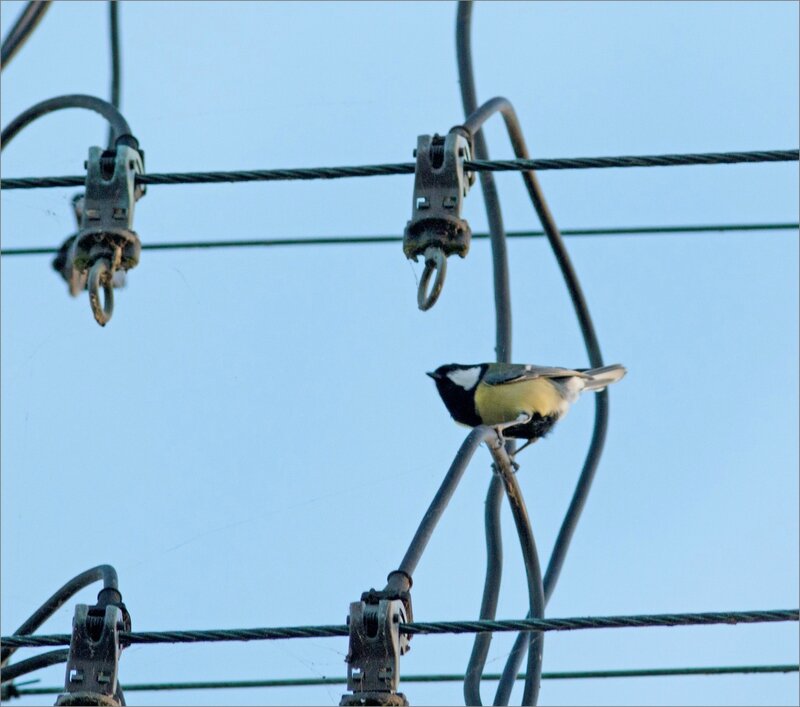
[10,664,799,696]
[0,149,796,190]
[1,222,797,258]
[2,608,797,648]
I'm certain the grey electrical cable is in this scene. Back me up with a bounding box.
[106,1,121,148]
[108,2,120,110]
[3,609,796,648]
[460,92,613,707]
[394,426,495,580]
[0,565,118,666]
[488,446,545,706]
[456,4,514,704]
[0,94,136,150]
[2,150,795,190]
[456,1,512,364]
[0,650,69,684]
[0,0,51,69]
[464,475,504,705]
[454,47,613,707]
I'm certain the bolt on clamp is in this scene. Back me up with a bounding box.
[55,588,131,707]
[403,129,474,311]
[340,585,413,706]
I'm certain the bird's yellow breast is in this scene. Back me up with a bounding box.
[474,378,563,425]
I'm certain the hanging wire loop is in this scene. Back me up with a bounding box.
[417,246,447,311]
[88,259,115,327]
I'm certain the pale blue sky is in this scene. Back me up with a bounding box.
[1,2,798,706]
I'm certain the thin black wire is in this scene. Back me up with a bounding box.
[0,0,51,69]
[10,665,798,696]
[0,565,118,666]
[0,649,69,684]
[1,150,796,190]
[488,446,545,706]
[2,223,794,258]
[0,94,135,150]
[465,475,504,703]
[456,4,513,704]
[106,0,121,148]
[2,609,796,648]
[456,2,512,364]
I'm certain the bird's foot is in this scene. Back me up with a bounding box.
[493,413,532,436]
[489,413,532,449]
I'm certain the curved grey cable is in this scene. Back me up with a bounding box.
[0,565,118,666]
[1,649,69,684]
[464,94,610,707]
[0,0,51,69]
[0,94,136,149]
[487,447,545,707]
[394,426,494,580]
[463,95,610,707]
[456,4,514,704]
[464,475,504,704]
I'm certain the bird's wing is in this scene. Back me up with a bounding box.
[481,363,589,386]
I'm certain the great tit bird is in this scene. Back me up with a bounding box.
[427,362,626,445]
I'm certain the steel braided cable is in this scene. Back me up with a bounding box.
[1,150,796,190]
[2,609,796,648]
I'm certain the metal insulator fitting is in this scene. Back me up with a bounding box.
[403,130,473,311]
[53,195,127,298]
[340,598,410,706]
[55,603,127,707]
[65,143,144,326]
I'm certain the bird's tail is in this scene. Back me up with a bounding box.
[582,364,627,392]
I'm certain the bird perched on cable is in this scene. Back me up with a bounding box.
[427,362,626,449]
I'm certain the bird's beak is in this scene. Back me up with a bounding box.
[426,371,439,380]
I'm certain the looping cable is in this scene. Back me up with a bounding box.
[88,259,115,327]
[417,246,447,311]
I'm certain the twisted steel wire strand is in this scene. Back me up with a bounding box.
[1,150,796,190]
[2,609,796,648]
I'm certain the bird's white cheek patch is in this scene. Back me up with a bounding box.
[447,366,482,390]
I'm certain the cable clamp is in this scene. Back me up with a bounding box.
[55,142,145,326]
[340,591,411,706]
[404,129,474,311]
[55,589,130,707]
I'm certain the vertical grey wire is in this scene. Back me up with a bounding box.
[106,0,121,147]
[456,1,512,364]
[487,447,545,707]
[456,2,513,705]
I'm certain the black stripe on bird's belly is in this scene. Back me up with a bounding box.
[503,413,559,440]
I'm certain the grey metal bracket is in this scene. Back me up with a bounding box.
[59,143,145,326]
[55,603,126,707]
[52,194,125,297]
[403,129,473,262]
[340,598,410,706]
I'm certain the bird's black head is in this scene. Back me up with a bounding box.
[426,363,488,427]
